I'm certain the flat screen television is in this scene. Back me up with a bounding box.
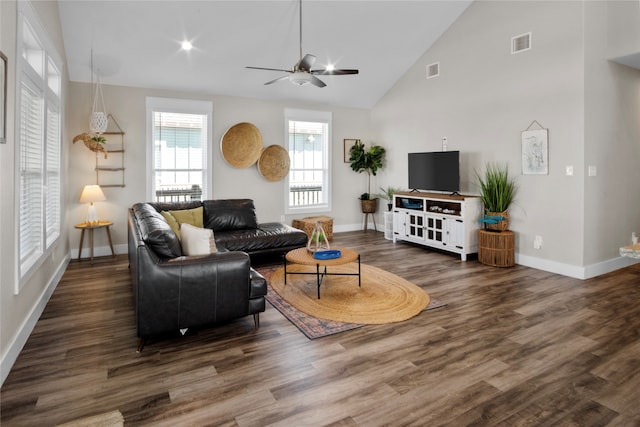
[408,151,460,193]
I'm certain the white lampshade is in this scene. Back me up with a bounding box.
[80,185,106,224]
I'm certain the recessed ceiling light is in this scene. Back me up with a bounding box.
[326,64,335,71]
[181,41,193,51]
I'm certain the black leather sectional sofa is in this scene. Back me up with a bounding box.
[127,199,307,349]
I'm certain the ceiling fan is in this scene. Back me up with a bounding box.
[246,0,359,88]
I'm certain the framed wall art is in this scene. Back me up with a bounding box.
[344,138,358,163]
[0,51,6,144]
[521,121,548,175]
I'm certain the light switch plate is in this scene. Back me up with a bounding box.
[565,165,574,176]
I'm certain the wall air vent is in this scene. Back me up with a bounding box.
[511,32,532,54]
[426,62,440,79]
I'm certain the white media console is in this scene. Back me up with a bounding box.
[392,191,483,261]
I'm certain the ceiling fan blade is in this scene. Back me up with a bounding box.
[264,75,291,85]
[311,69,359,76]
[246,66,292,73]
[309,75,326,88]
[296,54,316,72]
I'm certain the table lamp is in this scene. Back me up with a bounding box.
[80,185,106,225]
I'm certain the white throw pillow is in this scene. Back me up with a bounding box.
[180,223,217,256]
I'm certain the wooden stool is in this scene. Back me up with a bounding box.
[363,212,377,231]
[478,229,515,267]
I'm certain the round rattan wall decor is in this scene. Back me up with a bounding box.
[258,144,290,182]
[220,122,263,168]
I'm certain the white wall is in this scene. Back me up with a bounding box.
[371,0,639,277]
[583,1,640,266]
[1,0,71,384]
[67,82,373,256]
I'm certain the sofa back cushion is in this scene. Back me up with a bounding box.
[132,203,183,258]
[203,199,258,232]
[160,206,204,239]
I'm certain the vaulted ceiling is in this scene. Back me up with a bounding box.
[58,1,472,109]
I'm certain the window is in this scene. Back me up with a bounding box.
[16,2,62,287]
[146,98,212,202]
[285,109,332,214]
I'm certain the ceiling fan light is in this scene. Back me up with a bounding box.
[289,72,312,86]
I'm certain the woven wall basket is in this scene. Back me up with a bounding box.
[485,211,510,231]
[257,145,290,182]
[220,122,263,168]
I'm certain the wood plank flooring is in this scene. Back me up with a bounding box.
[2,231,640,426]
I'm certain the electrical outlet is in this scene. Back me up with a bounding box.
[442,137,447,151]
[280,215,285,222]
[565,166,573,176]
[534,235,543,249]
[588,165,597,176]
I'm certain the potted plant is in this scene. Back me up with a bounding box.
[349,140,386,213]
[378,186,401,211]
[476,162,517,231]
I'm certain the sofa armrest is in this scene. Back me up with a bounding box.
[136,250,252,337]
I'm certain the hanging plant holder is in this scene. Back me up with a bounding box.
[89,76,108,134]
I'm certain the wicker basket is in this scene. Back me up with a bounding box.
[292,216,334,242]
[478,229,515,267]
[360,199,378,214]
[485,211,509,231]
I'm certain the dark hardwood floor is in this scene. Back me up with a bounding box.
[2,231,640,426]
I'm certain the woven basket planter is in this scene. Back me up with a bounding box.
[485,211,510,231]
[360,199,378,214]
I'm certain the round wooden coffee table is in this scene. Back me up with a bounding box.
[284,246,361,299]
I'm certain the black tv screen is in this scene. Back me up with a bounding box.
[408,151,460,193]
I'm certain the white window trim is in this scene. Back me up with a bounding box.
[145,97,213,201]
[14,1,63,293]
[284,108,332,215]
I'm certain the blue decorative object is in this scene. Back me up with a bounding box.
[313,250,342,260]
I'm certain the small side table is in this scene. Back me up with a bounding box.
[75,221,115,264]
[478,229,515,267]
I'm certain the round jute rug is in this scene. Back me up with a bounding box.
[269,263,430,324]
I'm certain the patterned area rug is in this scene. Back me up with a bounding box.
[258,265,447,339]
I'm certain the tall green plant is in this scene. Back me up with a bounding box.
[349,140,386,198]
[477,162,517,212]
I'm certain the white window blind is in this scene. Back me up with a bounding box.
[19,81,44,271]
[46,105,61,245]
[16,2,63,286]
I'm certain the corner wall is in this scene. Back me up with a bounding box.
[583,0,640,266]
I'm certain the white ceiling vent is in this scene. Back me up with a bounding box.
[426,62,440,79]
[511,32,532,54]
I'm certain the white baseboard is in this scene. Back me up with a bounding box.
[1,254,70,386]
[334,223,384,233]
[516,253,639,279]
[70,243,128,260]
